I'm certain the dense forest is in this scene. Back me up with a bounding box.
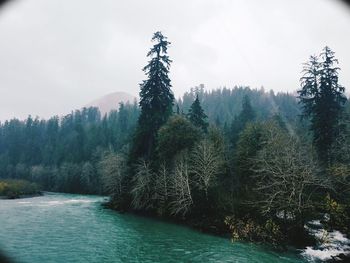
[0,32,349,247]
[0,103,139,193]
[0,88,300,194]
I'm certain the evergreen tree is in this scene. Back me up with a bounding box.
[176,104,180,115]
[187,95,208,132]
[240,95,256,124]
[298,47,347,163]
[131,32,174,160]
[156,115,202,162]
[230,95,256,147]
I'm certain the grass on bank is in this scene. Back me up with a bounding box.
[0,179,40,199]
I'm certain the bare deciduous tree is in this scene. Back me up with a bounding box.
[169,153,193,216]
[131,159,154,210]
[99,151,127,200]
[328,163,350,199]
[252,123,329,224]
[328,114,350,200]
[154,163,170,215]
[190,140,221,198]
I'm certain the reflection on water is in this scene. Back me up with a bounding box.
[0,193,307,263]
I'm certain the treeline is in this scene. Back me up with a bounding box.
[0,92,301,195]
[0,104,139,193]
[102,32,350,246]
[179,85,300,126]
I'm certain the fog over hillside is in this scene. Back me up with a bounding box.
[84,92,136,116]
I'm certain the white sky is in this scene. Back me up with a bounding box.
[0,0,350,120]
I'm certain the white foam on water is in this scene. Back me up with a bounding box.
[65,199,94,203]
[302,246,350,261]
[329,231,350,244]
[308,220,322,227]
[302,220,350,262]
[37,199,95,206]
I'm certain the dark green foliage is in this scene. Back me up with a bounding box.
[80,162,97,194]
[179,86,300,126]
[298,47,347,163]
[234,122,264,199]
[187,95,208,132]
[271,114,288,132]
[0,179,40,199]
[230,95,256,148]
[131,32,175,160]
[240,95,256,123]
[156,115,202,162]
[0,103,139,194]
[56,163,81,193]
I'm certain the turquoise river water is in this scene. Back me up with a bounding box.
[0,193,309,263]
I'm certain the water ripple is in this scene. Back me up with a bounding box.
[0,193,307,263]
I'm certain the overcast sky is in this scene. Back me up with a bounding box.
[0,0,349,120]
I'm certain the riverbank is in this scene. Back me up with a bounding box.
[105,201,350,262]
[104,201,311,258]
[0,179,41,199]
[103,201,230,236]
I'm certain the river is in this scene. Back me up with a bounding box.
[0,193,308,263]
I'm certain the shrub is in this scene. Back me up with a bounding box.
[0,179,39,198]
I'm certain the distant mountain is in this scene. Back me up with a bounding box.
[84,92,137,115]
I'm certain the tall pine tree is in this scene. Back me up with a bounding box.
[298,46,347,163]
[188,94,208,132]
[240,95,256,124]
[230,95,256,147]
[131,32,174,160]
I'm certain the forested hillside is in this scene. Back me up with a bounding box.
[0,86,299,194]
[179,85,300,125]
[0,104,139,193]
